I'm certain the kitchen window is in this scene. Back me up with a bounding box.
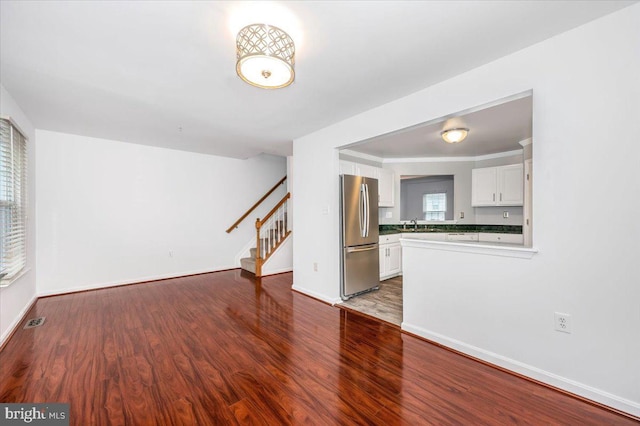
[0,118,27,286]
[423,192,446,221]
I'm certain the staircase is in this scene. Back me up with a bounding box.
[226,176,291,278]
[240,196,290,276]
[240,248,259,274]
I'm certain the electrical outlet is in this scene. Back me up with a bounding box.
[554,312,571,333]
[503,211,509,218]
[459,212,464,219]
[313,262,318,272]
[169,250,174,258]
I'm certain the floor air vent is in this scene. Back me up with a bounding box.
[24,317,46,329]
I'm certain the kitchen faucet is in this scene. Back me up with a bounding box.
[411,218,418,231]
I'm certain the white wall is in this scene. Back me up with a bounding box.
[381,161,474,225]
[0,84,37,345]
[292,4,640,416]
[36,130,286,295]
[379,153,525,225]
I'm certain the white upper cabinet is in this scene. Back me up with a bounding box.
[355,163,378,179]
[340,160,377,179]
[378,168,395,207]
[498,164,524,205]
[339,160,356,175]
[339,160,394,207]
[472,164,523,206]
[472,167,498,206]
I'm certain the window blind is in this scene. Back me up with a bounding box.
[423,192,446,221]
[0,118,27,283]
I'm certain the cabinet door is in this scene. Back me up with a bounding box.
[379,245,388,279]
[339,160,355,175]
[387,244,402,275]
[356,164,378,179]
[478,233,524,244]
[497,164,523,206]
[472,167,497,206]
[378,168,395,207]
[401,232,447,241]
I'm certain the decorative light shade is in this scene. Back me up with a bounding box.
[236,24,295,89]
[441,128,469,144]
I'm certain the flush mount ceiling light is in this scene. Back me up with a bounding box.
[236,23,295,89]
[441,128,469,144]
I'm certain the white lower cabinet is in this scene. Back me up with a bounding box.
[379,234,402,280]
[446,233,479,242]
[401,232,447,241]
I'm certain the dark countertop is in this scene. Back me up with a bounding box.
[379,224,523,235]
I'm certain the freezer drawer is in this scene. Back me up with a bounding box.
[341,244,380,299]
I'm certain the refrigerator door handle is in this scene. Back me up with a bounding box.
[359,183,367,238]
[363,183,369,237]
[347,244,378,253]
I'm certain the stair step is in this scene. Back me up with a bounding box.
[250,247,257,259]
[240,257,256,274]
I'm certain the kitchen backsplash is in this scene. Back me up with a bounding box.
[379,224,523,234]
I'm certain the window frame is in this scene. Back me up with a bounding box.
[0,117,28,287]
[422,192,447,221]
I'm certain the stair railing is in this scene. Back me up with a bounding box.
[226,176,287,233]
[255,192,290,276]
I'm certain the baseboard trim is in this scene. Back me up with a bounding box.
[291,285,341,306]
[0,295,38,351]
[37,266,239,298]
[402,322,640,420]
[2,268,239,349]
[260,267,293,276]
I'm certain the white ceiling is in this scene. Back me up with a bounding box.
[0,1,635,159]
[345,93,533,159]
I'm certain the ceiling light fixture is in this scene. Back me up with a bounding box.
[236,23,295,89]
[441,128,469,144]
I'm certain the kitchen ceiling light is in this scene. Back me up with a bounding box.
[441,128,469,144]
[236,24,295,89]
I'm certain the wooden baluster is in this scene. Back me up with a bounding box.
[273,217,277,246]
[255,218,262,276]
[263,235,268,258]
[284,203,288,233]
[277,209,282,241]
[270,227,274,251]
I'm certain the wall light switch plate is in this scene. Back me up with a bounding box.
[459,212,464,219]
[503,211,509,218]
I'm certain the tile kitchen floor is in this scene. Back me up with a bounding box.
[338,276,402,326]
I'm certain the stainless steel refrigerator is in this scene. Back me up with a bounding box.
[340,174,379,300]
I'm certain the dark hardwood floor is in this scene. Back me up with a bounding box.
[0,270,636,425]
